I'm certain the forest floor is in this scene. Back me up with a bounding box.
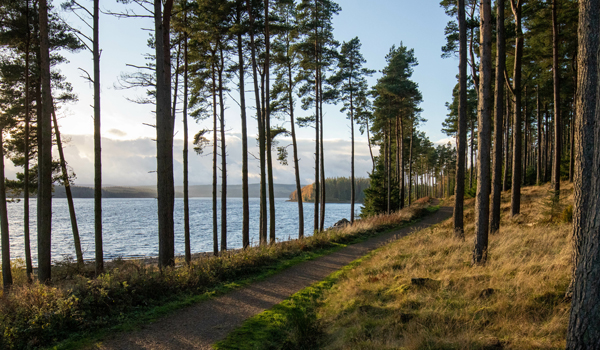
[217,183,574,350]
[82,201,452,350]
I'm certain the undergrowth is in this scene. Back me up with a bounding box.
[0,200,433,350]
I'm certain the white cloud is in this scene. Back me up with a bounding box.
[4,134,375,187]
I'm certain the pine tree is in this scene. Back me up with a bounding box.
[329,37,374,224]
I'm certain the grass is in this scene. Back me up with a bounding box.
[0,200,434,350]
[219,184,574,350]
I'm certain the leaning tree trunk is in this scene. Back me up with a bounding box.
[1,129,13,289]
[510,0,523,217]
[453,0,468,239]
[551,0,561,200]
[490,0,505,235]
[566,0,600,346]
[52,109,83,266]
[473,0,492,265]
[38,0,53,283]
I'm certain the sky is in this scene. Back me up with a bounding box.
[5,0,459,187]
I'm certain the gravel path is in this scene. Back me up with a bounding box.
[92,204,452,350]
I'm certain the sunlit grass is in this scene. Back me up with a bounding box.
[319,183,573,349]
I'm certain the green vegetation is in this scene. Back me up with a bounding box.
[221,184,573,349]
[0,201,433,350]
[289,177,370,203]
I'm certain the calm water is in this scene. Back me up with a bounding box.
[3,198,360,265]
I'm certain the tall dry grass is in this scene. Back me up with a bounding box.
[318,184,573,349]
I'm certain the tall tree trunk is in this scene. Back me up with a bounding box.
[490,0,505,235]
[319,85,325,231]
[537,86,542,184]
[400,115,405,208]
[510,0,523,217]
[552,0,561,199]
[473,0,492,265]
[93,0,103,274]
[247,0,266,244]
[155,0,175,268]
[313,0,320,232]
[212,65,219,255]
[237,1,250,248]
[219,48,227,252]
[52,109,83,266]
[566,0,600,345]
[288,61,303,238]
[395,116,400,209]
[386,125,391,214]
[37,0,53,283]
[350,89,355,224]
[183,18,191,262]
[265,0,276,244]
[470,119,475,189]
[454,0,468,239]
[1,129,13,289]
[408,119,413,207]
[503,92,511,191]
[23,0,33,279]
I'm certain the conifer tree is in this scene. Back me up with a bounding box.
[329,37,373,224]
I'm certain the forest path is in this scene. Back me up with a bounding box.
[92,201,452,350]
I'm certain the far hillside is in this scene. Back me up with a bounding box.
[50,183,298,199]
[289,177,370,203]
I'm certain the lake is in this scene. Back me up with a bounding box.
[3,198,360,265]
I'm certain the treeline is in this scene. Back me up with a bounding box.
[436,0,600,346]
[0,0,379,286]
[289,177,370,203]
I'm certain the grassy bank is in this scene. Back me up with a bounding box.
[0,201,433,350]
[219,184,573,349]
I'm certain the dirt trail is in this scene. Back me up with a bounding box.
[93,203,452,350]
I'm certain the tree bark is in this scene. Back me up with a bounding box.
[288,58,303,238]
[52,109,83,266]
[183,15,191,263]
[1,129,13,289]
[408,118,414,207]
[23,0,33,280]
[237,1,250,248]
[247,0,266,244]
[155,0,175,268]
[212,65,218,255]
[313,0,320,232]
[219,48,227,252]
[537,86,542,185]
[453,0,468,239]
[265,0,276,244]
[566,0,600,346]
[473,0,492,265]
[37,0,53,283]
[93,0,103,274]
[510,0,523,217]
[551,0,561,199]
[490,0,505,235]
[319,85,326,231]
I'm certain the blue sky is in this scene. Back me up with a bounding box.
[6,0,459,186]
